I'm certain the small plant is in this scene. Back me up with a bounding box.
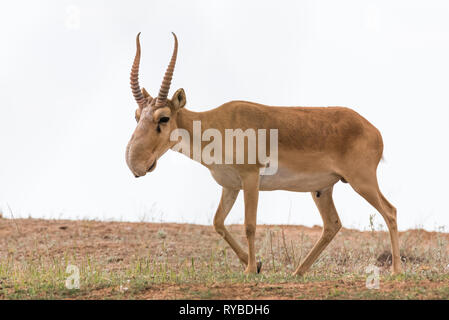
[157,229,167,239]
[369,213,376,233]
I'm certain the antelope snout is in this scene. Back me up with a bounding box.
[131,168,147,178]
[125,140,157,178]
[128,159,157,178]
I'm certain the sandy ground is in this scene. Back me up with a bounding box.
[1,218,449,299]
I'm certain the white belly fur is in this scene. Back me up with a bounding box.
[209,165,340,192]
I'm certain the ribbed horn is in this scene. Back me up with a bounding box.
[130,32,147,108]
[155,32,178,108]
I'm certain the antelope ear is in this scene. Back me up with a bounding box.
[171,88,186,110]
[141,87,152,100]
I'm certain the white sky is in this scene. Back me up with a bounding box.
[1,0,448,231]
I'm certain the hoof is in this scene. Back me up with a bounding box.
[391,264,403,276]
[391,269,403,276]
[292,270,305,277]
[257,261,262,274]
[244,264,258,274]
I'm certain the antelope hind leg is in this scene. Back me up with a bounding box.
[293,186,342,276]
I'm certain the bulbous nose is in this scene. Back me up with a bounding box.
[133,171,147,178]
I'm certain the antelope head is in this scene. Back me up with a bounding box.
[126,33,187,178]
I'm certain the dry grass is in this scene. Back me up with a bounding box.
[1,217,449,299]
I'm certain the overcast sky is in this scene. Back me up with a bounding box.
[1,0,448,231]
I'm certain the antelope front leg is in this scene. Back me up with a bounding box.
[213,188,249,266]
[242,171,260,274]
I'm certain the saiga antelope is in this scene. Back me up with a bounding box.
[125,33,401,276]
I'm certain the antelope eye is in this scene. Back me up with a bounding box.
[159,116,170,123]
